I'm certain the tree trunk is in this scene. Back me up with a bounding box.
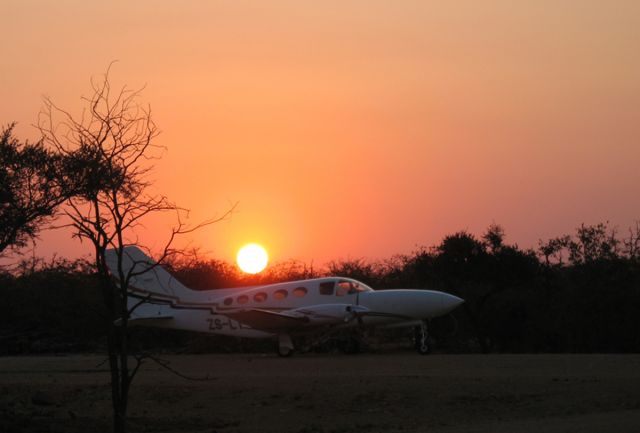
[102,273,130,433]
[108,327,130,433]
[114,400,127,433]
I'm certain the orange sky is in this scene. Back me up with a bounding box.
[2,1,640,264]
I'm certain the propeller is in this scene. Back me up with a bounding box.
[344,305,369,325]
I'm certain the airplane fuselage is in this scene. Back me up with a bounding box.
[128,277,463,339]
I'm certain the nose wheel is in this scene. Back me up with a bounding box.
[277,334,295,357]
[414,320,431,355]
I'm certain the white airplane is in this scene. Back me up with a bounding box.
[106,246,464,356]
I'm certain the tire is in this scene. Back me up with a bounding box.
[277,346,294,357]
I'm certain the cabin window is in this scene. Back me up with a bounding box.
[319,282,334,295]
[254,292,267,303]
[237,295,249,304]
[274,289,288,300]
[293,287,308,297]
[223,297,233,306]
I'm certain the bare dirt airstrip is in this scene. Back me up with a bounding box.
[1,353,640,433]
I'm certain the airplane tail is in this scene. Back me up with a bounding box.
[105,246,194,303]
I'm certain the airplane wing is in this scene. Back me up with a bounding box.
[226,304,369,332]
[226,309,310,332]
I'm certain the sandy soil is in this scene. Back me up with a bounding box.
[1,353,640,433]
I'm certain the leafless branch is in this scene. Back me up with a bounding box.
[36,66,229,432]
[143,354,214,382]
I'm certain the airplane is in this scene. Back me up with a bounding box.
[106,246,464,357]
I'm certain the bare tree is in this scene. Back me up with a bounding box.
[38,66,229,433]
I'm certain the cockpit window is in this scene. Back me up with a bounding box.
[319,282,334,295]
[352,282,371,292]
[336,281,352,296]
[336,280,372,295]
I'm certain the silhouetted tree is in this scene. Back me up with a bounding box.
[624,221,640,261]
[255,259,320,285]
[165,248,241,290]
[483,223,505,253]
[4,218,640,356]
[568,222,620,264]
[0,123,69,256]
[0,256,103,355]
[327,258,379,286]
[538,235,571,265]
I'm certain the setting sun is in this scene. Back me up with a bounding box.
[236,243,269,274]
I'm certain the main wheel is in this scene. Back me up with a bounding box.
[277,346,294,357]
[277,334,295,357]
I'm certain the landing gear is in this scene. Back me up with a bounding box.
[277,334,295,357]
[414,320,431,355]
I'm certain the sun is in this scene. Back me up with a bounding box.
[236,243,269,274]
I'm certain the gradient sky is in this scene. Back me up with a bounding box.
[2,1,639,264]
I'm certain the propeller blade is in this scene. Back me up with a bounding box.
[344,305,369,324]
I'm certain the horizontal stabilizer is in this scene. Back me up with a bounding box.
[131,310,173,320]
[128,315,173,325]
[118,296,174,326]
[114,313,173,326]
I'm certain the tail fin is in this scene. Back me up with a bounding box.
[105,246,194,303]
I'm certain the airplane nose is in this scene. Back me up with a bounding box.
[440,293,464,313]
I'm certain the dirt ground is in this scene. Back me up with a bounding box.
[1,352,640,433]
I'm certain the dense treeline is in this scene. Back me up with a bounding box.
[2,222,640,354]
